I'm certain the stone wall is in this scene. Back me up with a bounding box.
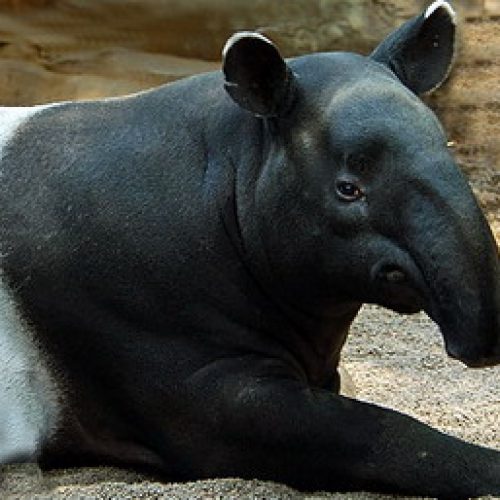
[0,1,496,102]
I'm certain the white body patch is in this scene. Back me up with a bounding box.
[0,104,62,463]
[0,105,53,161]
[0,274,61,463]
[424,0,456,23]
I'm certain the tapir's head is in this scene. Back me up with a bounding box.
[222,1,500,368]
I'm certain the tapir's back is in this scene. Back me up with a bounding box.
[0,70,227,284]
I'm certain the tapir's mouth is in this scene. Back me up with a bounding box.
[378,293,424,315]
[371,258,500,369]
[445,344,500,368]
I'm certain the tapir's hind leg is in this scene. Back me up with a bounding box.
[0,274,61,464]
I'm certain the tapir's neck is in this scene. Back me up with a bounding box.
[217,115,362,388]
[267,297,361,388]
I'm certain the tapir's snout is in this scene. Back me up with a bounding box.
[443,270,500,368]
[400,166,500,370]
[432,235,500,368]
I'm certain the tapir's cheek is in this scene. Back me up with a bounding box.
[324,199,370,236]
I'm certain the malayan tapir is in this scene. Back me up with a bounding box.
[0,1,499,498]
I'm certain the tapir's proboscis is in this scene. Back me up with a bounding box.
[0,1,498,498]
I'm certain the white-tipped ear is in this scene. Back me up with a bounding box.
[222,32,295,117]
[425,0,456,22]
[222,31,274,59]
[371,0,457,95]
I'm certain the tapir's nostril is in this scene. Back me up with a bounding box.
[385,269,406,284]
[370,261,426,314]
[377,265,407,284]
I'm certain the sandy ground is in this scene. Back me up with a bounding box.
[1,303,498,500]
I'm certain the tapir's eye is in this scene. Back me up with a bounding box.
[336,181,363,202]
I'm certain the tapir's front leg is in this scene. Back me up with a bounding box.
[188,359,500,500]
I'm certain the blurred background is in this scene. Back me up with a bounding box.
[0,0,497,235]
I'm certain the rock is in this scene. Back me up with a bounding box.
[0,1,453,104]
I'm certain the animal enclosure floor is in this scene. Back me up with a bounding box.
[1,304,498,500]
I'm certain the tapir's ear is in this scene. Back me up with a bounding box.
[222,32,294,117]
[370,0,456,95]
